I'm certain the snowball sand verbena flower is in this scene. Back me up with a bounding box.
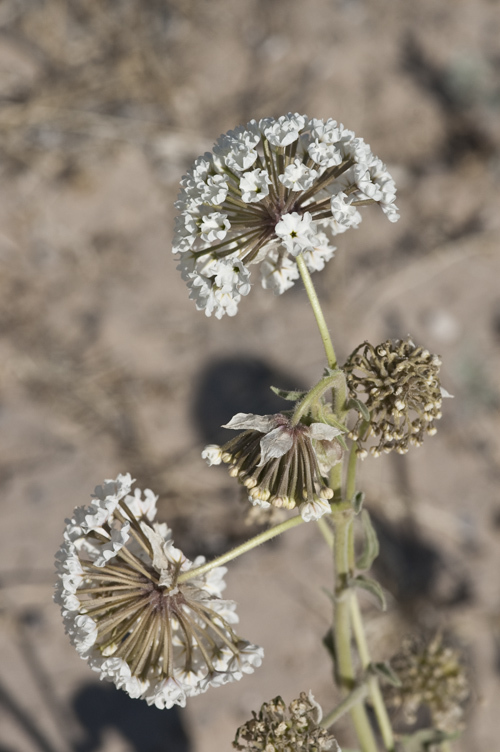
[202,412,343,521]
[174,113,399,318]
[55,474,263,708]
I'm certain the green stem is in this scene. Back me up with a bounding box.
[350,595,395,752]
[330,462,343,501]
[333,509,378,752]
[296,254,337,369]
[177,514,305,584]
[297,244,384,751]
[291,372,346,426]
[346,443,359,504]
[321,683,369,729]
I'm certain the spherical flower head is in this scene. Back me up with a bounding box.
[384,633,469,734]
[344,339,452,457]
[55,475,263,708]
[202,412,343,521]
[233,691,341,751]
[174,114,399,317]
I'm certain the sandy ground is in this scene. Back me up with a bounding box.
[1,1,500,750]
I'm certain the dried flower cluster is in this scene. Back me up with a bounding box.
[233,691,340,751]
[54,474,263,708]
[344,339,451,457]
[174,113,399,317]
[203,412,343,521]
[385,634,469,733]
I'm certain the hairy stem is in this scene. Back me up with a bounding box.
[291,371,347,426]
[321,683,370,729]
[334,509,378,752]
[296,254,337,369]
[350,596,396,752]
[346,443,359,504]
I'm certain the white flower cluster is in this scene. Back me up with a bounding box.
[174,113,399,317]
[203,412,343,521]
[55,474,263,709]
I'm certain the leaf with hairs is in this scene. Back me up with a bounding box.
[356,509,380,571]
[348,574,386,610]
[270,385,307,401]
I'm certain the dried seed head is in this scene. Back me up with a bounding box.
[233,691,341,751]
[344,339,451,457]
[384,633,469,733]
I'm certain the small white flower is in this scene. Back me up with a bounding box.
[201,444,223,466]
[300,496,332,522]
[239,169,272,203]
[214,123,261,172]
[202,175,229,205]
[302,231,336,272]
[55,476,263,708]
[185,256,251,319]
[124,487,158,521]
[260,113,307,146]
[260,249,300,295]
[308,140,343,168]
[92,521,131,567]
[330,193,362,234]
[199,212,231,243]
[275,212,316,256]
[224,142,259,172]
[309,117,345,144]
[279,160,318,191]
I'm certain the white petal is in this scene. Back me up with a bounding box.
[440,387,454,399]
[299,497,332,522]
[308,423,342,440]
[248,495,271,509]
[140,523,173,574]
[222,413,276,432]
[201,444,223,466]
[258,427,293,466]
[306,691,323,724]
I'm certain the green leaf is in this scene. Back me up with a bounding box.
[335,433,349,452]
[349,574,386,611]
[270,385,307,401]
[356,509,380,571]
[371,661,402,687]
[347,397,371,423]
[321,586,335,604]
[352,491,365,514]
[316,403,349,433]
[399,728,459,752]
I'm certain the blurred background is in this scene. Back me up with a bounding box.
[1,1,499,750]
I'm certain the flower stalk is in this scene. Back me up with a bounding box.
[177,514,306,584]
[321,683,370,729]
[296,253,337,369]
